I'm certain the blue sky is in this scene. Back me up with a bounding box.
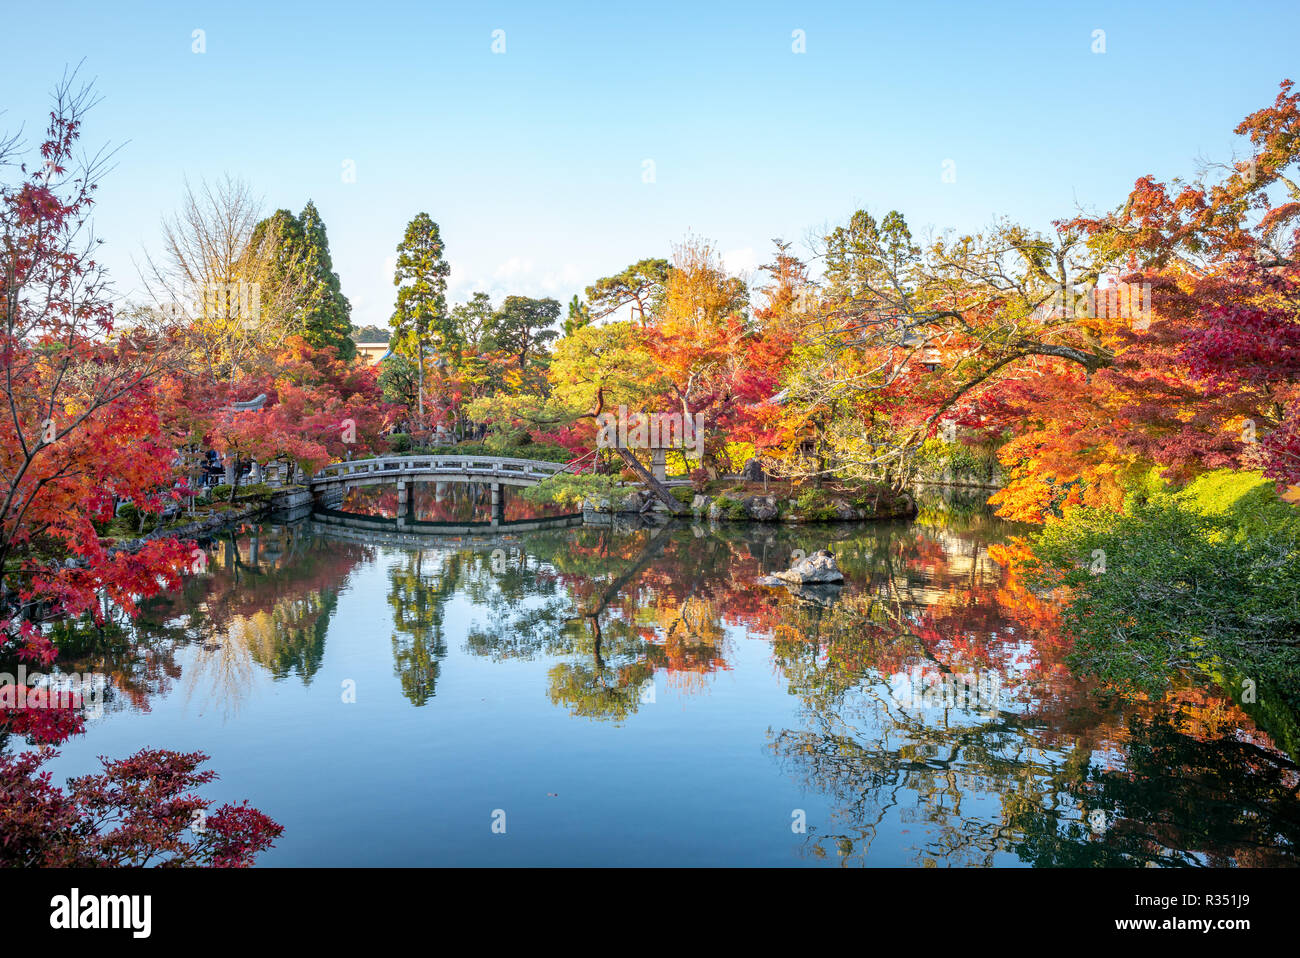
[2,0,1297,329]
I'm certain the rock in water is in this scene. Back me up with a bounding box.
[772,549,844,584]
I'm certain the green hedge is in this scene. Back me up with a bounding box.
[1030,469,1300,716]
[407,441,574,463]
[209,482,274,501]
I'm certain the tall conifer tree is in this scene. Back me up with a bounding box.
[390,213,453,422]
[246,200,354,359]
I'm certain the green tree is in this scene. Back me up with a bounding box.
[296,200,354,359]
[246,201,354,360]
[492,295,560,383]
[565,294,592,336]
[377,352,420,412]
[450,292,497,355]
[449,292,506,401]
[585,257,672,323]
[390,213,454,423]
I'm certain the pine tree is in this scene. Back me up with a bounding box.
[297,200,354,360]
[390,213,453,422]
[246,201,354,360]
[493,295,560,383]
[564,294,592,336]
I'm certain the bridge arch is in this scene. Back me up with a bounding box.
[308,454,574,529]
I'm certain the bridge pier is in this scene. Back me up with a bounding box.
[490,482,502,526]
[397,480,409,529]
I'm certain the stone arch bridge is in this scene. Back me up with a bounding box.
[308,454,572,529]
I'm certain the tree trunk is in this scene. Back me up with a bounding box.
[228,455,241,504]
[417,339,425,425]
[614,447,687,515]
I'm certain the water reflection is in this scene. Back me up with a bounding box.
[340,481,575,523]
[22,506,1300,866]
[460,524,733,720]
[387,550,454,705]
[47,522,370,720]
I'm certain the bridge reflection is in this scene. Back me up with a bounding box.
[318,480,582,533]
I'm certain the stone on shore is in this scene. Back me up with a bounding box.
[743,495,779,521]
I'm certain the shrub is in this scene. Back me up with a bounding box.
[519,473,625,509]
[408,441,573,463]
[112,502,167,535]
[670,486,694,505]
[482,425,531,452]
[1172,469,1299,538]
[795,488,827,511]
[1030,476,1300,711]
[712,493,749,520]
[210,482,273,502]
[0,746,282,867]
[794,488,837,521]
[512,442,573,463]
[914,436,1000,482]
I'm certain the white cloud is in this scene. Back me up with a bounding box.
[722,246,758,277]
[493,256,535,280]
[444,258,586,305]
[538,262,584,295]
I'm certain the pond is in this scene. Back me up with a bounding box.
[30,500,1300,866]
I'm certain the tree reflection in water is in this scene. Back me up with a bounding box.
[463,523,717,721]
[38,503,1300,865]
[52,522,370,720]
[752,512,1300,867]
[453,508,1300,865]
[387,549,456,706]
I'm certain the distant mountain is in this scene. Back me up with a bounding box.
[351,325,391,343]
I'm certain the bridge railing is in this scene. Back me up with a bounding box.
[310,454,571,484]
